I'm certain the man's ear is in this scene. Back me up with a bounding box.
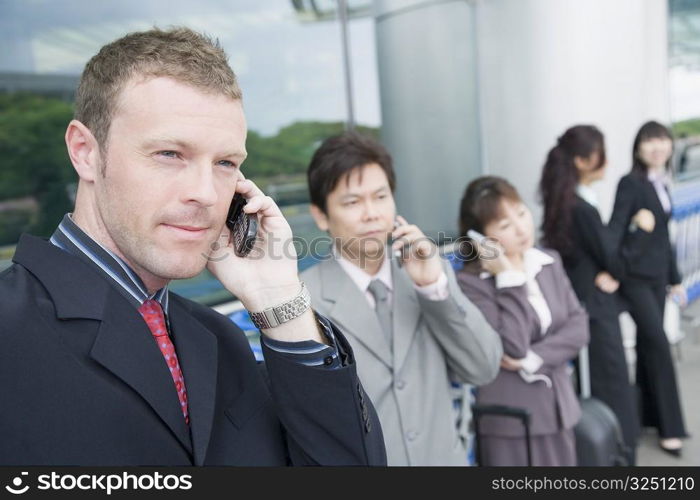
[309,204,329,232]
[65,119,102,182]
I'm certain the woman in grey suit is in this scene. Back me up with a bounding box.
[456,176,589,466]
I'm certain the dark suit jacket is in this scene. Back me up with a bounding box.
[457,249,589,437]
[608,173,681,285]
[562,196,625,319]
[0,234,386,466]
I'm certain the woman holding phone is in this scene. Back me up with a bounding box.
[456,176,589,466]
[538,125,640,464]
[608,121,689,456]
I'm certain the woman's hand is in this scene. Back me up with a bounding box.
[668,284,688,308]
[594,271,620,294]
[500,354,523,372]
[477,239,515,276]
[632,208,655,233]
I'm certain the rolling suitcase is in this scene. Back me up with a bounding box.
[574,346,630,466]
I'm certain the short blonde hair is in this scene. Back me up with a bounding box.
[74,27,242,152]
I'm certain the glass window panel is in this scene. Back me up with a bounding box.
[0,0,382,305]
[669,0,700,181]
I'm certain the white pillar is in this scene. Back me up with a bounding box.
[374,0,481,237]
[477,0,669,221]
[374,0,670,236]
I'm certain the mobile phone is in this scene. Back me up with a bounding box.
[226,193,258,257]
[388,219,403,268]
[467,229,488,245]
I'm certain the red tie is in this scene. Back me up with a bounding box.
[138,299,189,425]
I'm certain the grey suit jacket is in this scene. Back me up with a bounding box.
[301,257,502,465]
[456,248,589,438]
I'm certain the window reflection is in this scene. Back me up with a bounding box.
[670,0,700,181]
[0,0,380,305]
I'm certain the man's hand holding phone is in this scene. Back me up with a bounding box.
[206,175,323,343]
[390,215,443,287]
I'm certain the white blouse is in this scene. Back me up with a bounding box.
[480,247,556,386]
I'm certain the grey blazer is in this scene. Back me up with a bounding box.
[456,248,589,438]
[301,257,502,466]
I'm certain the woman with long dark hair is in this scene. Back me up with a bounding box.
[608,121,688,456]
[539,125,640,464]
[456,176,588,465]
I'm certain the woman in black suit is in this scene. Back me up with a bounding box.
[608,121,688,456]
[539,125,640,464]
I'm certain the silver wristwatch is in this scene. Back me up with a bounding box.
[248,282,312,329]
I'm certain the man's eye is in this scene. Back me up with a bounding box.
[344,200,358,206]
[157,150,179,159]
[217,160,237,169]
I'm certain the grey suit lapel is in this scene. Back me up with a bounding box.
[534,263,556,337]
[391,260,421,372]
[319,259,393,370]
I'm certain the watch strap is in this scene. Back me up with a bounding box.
[249,282,311,329]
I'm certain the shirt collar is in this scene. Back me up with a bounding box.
[522,247,555,280]
[647,169,668,184]
[334,246,393,294]
[49,213,169,312]
[576,183,599,209]
[479,247,554,280]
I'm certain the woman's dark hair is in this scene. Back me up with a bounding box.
[539,125,606,255]
[458,176,522,236]
[457,176,522,261]
[307,131,395,214]
[631,120,673,177]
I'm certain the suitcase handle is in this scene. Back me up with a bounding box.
[471,404,532,466]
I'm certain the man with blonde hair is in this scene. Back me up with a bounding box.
[0,27,385,466]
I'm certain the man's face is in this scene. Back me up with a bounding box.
[313,163,396,261]
[90,77,247,288]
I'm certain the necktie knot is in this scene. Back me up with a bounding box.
[368,279,389,303]
[138,299,168,337]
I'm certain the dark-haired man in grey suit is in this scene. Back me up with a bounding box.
[302,132,502,466]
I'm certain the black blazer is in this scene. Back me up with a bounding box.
[608,173,681,285]
[0,234,386,466]
[562,196,625,318]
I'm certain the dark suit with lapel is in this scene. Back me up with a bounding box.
[608,173,687,439]
[608,173,680,285]
[457,249,589,465]
[562,195,640,461]
[0,234,386,465]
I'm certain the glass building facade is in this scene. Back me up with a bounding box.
[1,0,699,305]
[0,0,379,304]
